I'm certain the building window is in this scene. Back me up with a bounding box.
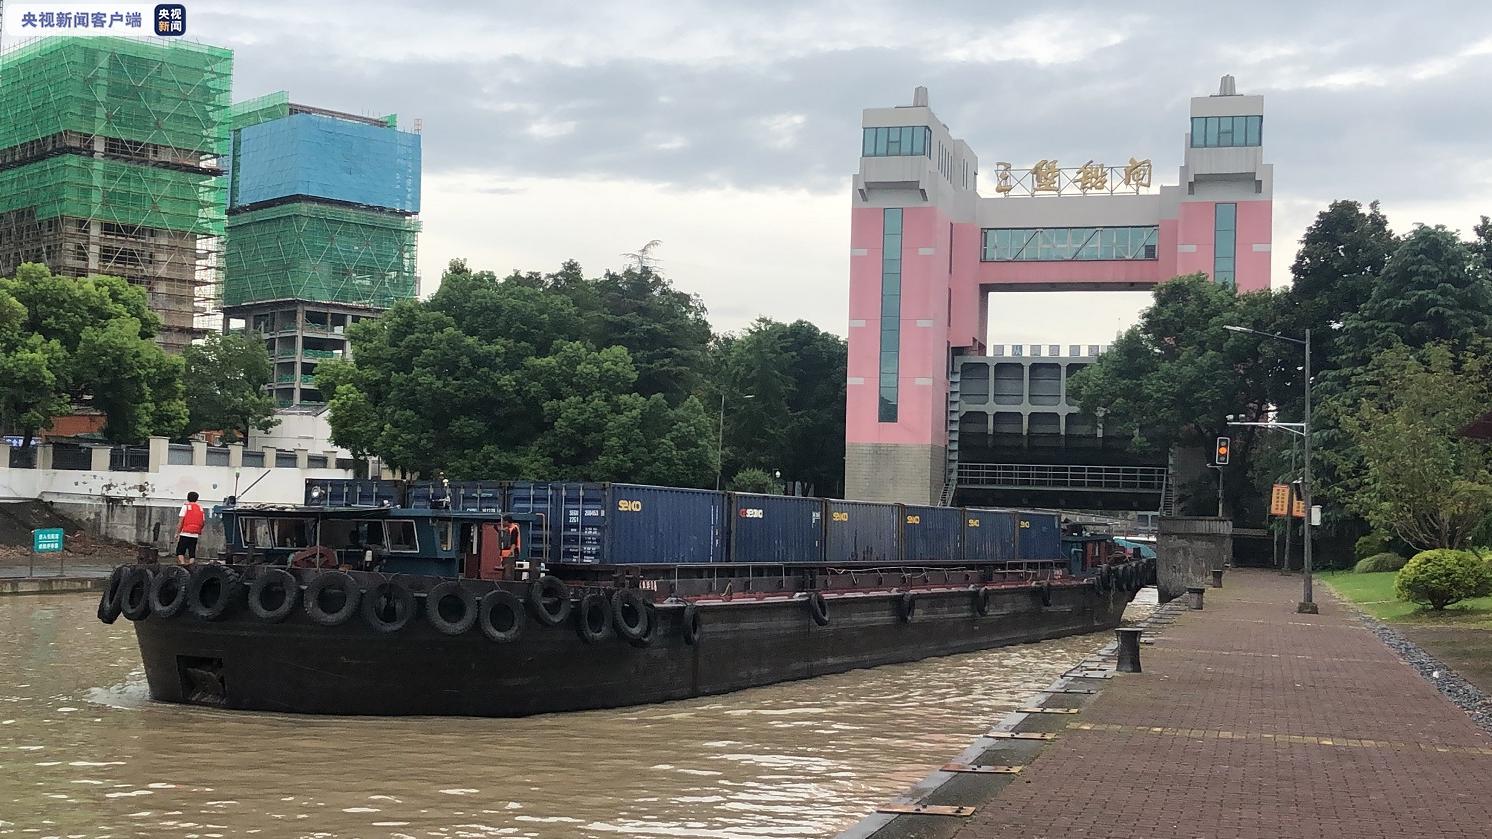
[879,208,902,422]
[1190,115,1262,148]
[1213,203,1237,287]
[862,126,931,158]
[980,226,1159,261]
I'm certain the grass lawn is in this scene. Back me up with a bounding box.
[1320,569,1492,628]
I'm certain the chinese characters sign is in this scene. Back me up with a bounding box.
[4,4,185,37]
[991,157,1155,197]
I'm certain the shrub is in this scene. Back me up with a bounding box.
[728,467,777,494]
[1395,549,1492,610]
[1354,552,1407,574]
[1355,533,1390,561]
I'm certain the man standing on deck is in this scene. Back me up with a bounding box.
[176,491,205,565]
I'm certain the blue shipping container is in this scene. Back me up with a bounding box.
[603,485,725,565]
[407,480,503,512]
[963,507,1017,562]
[303,479,402,508]
[1015,511,1062,560]
[727,493,825,564]
[825,500,900,564]
[506,482,606,563]
[901,505,964,562]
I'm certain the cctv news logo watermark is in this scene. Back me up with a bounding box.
[4,3,186,37]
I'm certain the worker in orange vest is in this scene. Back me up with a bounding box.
[499,516,522,561]
[176,491,205,565]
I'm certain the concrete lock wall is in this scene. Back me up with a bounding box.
[0,462,350,558]
[1157,517,1233,602]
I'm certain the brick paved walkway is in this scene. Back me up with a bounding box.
[953,570,1492,839]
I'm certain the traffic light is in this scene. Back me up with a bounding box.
[1215,436,1231,465]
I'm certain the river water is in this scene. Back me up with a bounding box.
[0,592,1153,838]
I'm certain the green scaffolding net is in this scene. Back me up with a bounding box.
[0,153,227,234]
[224,202,419,309]
[0,36,233,157]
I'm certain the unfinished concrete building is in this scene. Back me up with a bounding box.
[0,37,234,353]
[223,92,421,407]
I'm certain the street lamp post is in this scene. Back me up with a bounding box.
[1225,325,1317,614]
[715,393,754,491]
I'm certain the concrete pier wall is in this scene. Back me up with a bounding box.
[1156,516,1232,602]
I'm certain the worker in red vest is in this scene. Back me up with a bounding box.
[176,491,205,565]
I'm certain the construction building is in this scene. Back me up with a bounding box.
[223,91,421,407]
[0,37,234,352]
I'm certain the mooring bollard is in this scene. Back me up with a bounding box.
[1186,586,1206,610]
[1211,568,1224,588]
[1115,627,1143,673]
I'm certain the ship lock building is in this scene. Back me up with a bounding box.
[846,77,1273,506]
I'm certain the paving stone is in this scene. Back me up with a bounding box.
[949,570,1492,839]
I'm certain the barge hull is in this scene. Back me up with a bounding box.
[132,582,1134,717]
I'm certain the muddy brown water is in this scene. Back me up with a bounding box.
[0,592,1153,838]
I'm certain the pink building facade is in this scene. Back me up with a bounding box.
[846,78,1274,504]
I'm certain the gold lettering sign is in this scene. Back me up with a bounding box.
[1123,157,1153,189]
[1031,159,1059,192]
[1076,160,1107,192]
[993,162,1015,194]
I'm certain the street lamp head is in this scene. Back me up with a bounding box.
[1223,325,1248,334]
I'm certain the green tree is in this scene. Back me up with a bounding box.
[714,318,846,496]
[320,259,717,485]
[1067,274,1293,516]
[1342,343,1492,550]
[182,332,278,443]
[1337,226,1492,367]
[582,267,713,405]
[0,263,186,444]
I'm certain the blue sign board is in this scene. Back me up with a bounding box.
[32,528,64,553]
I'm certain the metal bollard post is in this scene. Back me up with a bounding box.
[1211,568,1224,588]
[1186,586,1206,610]
[1115,627,1143,673]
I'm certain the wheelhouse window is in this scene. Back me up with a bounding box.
[387,520,419,552]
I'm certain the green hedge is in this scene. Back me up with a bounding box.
[1395,549,1492,610]
[1355,552,1407,573]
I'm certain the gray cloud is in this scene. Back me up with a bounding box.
[202,0,1492,224]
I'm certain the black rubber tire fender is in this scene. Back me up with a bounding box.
[120,567,154,621]
[627,601,658,648]
[149,565,191,618]
[478,589,526,643]
[974,586,992,617]
[361,579,416,633]
[426,580,480,635]
[187,564,240,621]
[897,591,916,623]
[807,591,830,626]
[611,588,652,642]
[681,602,702,645]
[576,592,613,643]
[247,568,300,622]
[302,570,360,627]
[528,575,572,626]
[1036,581,1053,608]
[98,565,128,624]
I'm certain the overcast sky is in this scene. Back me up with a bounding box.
[58,2,1492,344]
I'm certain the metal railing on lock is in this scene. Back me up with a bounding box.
[956,463,1167,492]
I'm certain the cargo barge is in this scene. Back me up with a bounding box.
[98,481,1154,717]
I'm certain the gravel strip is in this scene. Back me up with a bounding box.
[1356,613,1492,734]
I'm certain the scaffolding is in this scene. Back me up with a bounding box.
[0,36,232,352]
[224,202,419,309]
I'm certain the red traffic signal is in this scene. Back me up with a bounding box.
[1215,436,1231,465]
